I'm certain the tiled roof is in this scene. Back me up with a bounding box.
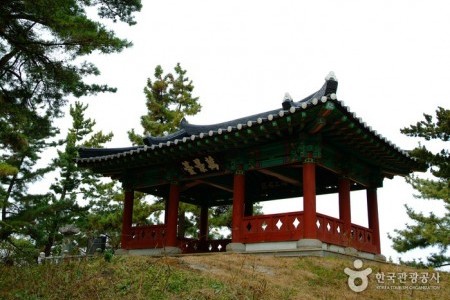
[77,75,420,172]
[141,77,338,147]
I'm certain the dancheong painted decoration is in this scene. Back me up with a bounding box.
[77,73,425,258]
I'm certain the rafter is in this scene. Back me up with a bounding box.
[257,169,301,187]
[197,180,233,193]
[182,179,233,193]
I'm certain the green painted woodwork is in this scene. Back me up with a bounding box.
[78,98,423,206]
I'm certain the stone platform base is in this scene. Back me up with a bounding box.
[226,242,246,253]
[115,241,385,262]
[116,246,181,256]
[242,239,386,262]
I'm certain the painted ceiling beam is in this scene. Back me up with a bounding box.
[308,117,327,134]
[257,168,302,187]
[182,179,233,193]
[197,180,233,193]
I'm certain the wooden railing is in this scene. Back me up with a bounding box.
[179,238,231,253]
[316,213,344,245]
[122,213,377,254]
[241,211,377,253]
[349,223,377,253]
[124,224,167,249]
[123,224,231,253]
[241,212,304,243]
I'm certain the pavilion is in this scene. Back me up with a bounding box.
[77,73,424,260]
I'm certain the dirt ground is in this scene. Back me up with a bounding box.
[178,253,448,300]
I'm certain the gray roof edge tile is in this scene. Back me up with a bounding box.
[141,79,338,146]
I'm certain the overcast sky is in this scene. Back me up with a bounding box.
[63,1,449,262]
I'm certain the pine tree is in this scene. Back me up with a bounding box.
[128,63,201,145]
[1,102,115,259]
[390,107,449,268]
[0,0,142,183]
[38,101,114,256]
[127,64,202,238]
[0,112,58,241]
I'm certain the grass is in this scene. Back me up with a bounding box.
[0,254,448,299]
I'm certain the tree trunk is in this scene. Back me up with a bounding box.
[1,173,16,221]
[1,156,24,221]
[177,209,185,239]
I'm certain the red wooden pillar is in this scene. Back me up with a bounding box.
[121,189,134,249]
[303,158,317,239]
[338,177,352,238]
[231,170,245,243]
[199,205,208,242]
[367,188,381,254]
[164,198,169,225]
[166,183,180,247]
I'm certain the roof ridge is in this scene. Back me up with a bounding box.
[142,78,338,146]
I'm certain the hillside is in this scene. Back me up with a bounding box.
[0,253,447,299]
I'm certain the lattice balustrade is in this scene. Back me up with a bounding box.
[316,213,344,245]
[122,214,377,254]
[241,212,377,254]
[241,212,304,243]
[179,238,199,253]
[350,224,377,253]
[179,238,231,253]
[316,214,377,253]
[123,224,231,253]
[124,225,167,249]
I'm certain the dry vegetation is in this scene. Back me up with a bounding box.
[0,253,447,299]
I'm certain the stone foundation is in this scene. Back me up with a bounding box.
[239,240,386,262]
[115,241,386,262]
[116,247,182,256]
